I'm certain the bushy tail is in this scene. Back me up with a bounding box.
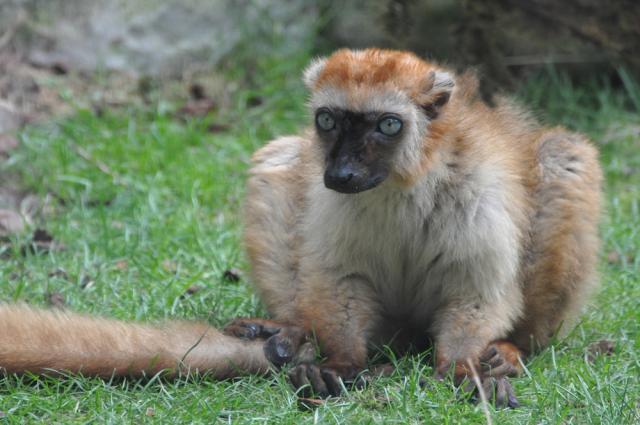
[0,304,270,378]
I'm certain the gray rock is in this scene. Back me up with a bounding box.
[0,208,24,236]
[0,134,19,154]
[0,102,20,134]
[9,0,318,77]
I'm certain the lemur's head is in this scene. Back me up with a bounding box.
[304,49,455,194]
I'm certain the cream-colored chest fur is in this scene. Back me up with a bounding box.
[301,160,521,322]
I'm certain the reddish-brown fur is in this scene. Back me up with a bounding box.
[0,304,273,378]
[315,49,436,99]
[244,49,602,404]
[0,50,602,408]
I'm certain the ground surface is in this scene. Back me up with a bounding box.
[0,56,638,423]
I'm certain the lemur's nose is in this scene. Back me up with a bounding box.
[327,168,354,184]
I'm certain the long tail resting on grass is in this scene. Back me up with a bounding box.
[0,304,284,379]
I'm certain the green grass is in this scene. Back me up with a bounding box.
[1,57,639,423]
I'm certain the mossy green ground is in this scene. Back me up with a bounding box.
[1,55,638,423]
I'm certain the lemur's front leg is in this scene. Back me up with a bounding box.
[226,272,378,397]
[432,277,523,408]
[278,270,379,397]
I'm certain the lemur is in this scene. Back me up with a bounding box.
[230,48,602,407]
[1,49,602,408]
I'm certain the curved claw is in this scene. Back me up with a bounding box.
[435,344,521,409]
[479,376,519,409]
[289,363,334,398]
[288,363,365,398]
[293,364,326,397]
[223,318,283,340]
[479,341,521,379]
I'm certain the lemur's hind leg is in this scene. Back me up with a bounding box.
[510,129,602,354]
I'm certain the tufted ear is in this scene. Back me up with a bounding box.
[419,70,455,119]
[303,57,328,89]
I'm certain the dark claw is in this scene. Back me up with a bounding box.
[482,353,504,369]
[307,365,330,398]
[320,368,343,396]
[486,361,517,378]
[496,377,519,408]
[479,348,518,379]
[476,376,519,409]
[495,377,508,408]
[507,390,520,408]
[288,363,364,398]
[289,364,312,398]
[223,318,282,340]
[480,376,495,400]
[288,363,331,398]
[479,346,498,362]
[502,378,519,408]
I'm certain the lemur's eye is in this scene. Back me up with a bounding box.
[316,111,336,131]
[377,116,403,136]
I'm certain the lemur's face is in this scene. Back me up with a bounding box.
[314,107,403,193]
[304,49,454,194]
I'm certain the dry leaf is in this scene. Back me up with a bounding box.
[297,397,325,410]
[0,209,24,236]
[115,260,129,271]
[586,339,615,363]
[177,99,217,119]
[607,250,635,265]
[606,250,621,264]
[207,123,231,133]
[46,292,66,308]
[162,259,177,273]
[184,285,202,296]
[48,268,69,280]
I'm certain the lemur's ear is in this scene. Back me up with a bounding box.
[303,57,328,89]
[418,70,455,119]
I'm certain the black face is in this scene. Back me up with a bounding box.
[314,107,404,194]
